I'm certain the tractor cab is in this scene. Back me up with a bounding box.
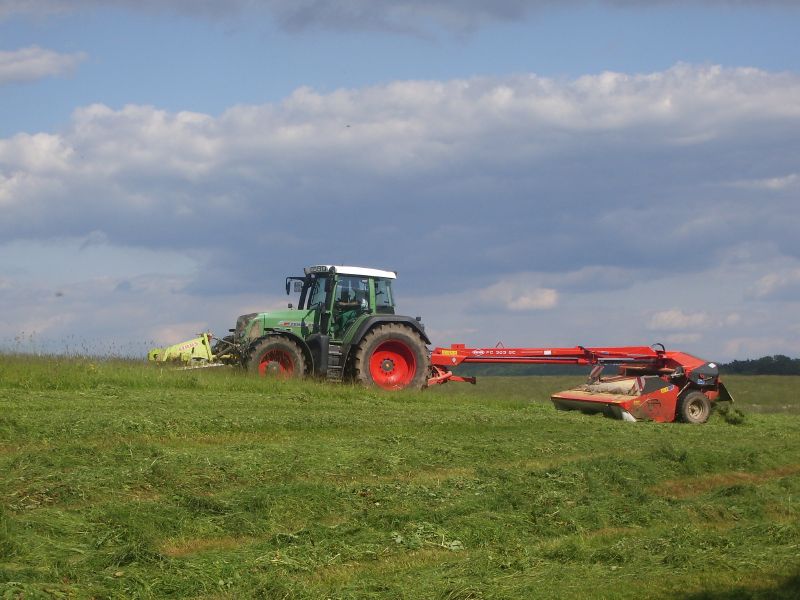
[290,265,398,341]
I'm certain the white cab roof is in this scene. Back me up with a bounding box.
[305,265,397,279]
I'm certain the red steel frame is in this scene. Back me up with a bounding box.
[427,343,709,385]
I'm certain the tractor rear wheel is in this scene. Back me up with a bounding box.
[246,337,305,379]
[352,324,428,391]
[677,390,711,424]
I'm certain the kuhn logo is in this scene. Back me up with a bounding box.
[472,349,485,355]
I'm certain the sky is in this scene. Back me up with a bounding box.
[1,0,800,361]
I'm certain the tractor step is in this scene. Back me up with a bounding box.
[326,344,344,381]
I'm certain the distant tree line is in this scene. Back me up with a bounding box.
[456,355,800,376]
[719,355,800,375]
[455,363,581,377]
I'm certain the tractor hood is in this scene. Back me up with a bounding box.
[235,309,313,342]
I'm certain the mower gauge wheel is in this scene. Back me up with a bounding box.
[678,390,711,424]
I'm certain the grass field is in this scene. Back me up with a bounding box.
[1,356,799,599]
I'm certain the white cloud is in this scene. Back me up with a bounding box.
[0,270,288,354]
[665,333,702,344]
[648,309,743,332]
[723,335,800,360]
[748,269,800,301]
[648,309,712,331]
[730,173,800,191]
[481,281,558,311]
[0,46,86,85]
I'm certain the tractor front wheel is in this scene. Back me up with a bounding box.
[352,324,429,391]
[677,390,711,424]
[246,337,305,379]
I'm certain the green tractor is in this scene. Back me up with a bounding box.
[151,265,431,390]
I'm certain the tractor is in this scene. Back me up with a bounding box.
[149,265,431,390]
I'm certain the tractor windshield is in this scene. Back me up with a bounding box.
[305,276,328,310]
[374,278,395,314]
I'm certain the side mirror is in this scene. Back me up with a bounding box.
[286,278,305,294]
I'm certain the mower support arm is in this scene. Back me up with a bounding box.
[427,343,715,386]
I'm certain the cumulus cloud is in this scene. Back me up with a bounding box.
[0,46,86,85]
[476,279,558,312]
[2,0,797,32]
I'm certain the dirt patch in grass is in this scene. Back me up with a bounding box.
[584,526,643,539]
[156,432,294,447]
[125,486,163,502]
[654,464,800,499]
[160,535,254,557]
[379,466,477,484]
[308,547,455,584]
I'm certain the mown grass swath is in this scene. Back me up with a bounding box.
[1,355,799,598]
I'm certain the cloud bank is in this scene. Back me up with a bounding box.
[2,0,798,32]
[0,46,86,85]
[2,64,798,266]
[2,63,800,357]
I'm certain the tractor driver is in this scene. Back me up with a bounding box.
[333,277,369,337]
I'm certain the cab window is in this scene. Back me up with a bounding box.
[334,276,369,309]
[305,276,328,310]
[374,278,395,314]
[332,276,370,337]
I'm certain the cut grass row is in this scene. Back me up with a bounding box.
[1,355,799,598]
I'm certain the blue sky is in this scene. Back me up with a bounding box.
[1,0,800,360]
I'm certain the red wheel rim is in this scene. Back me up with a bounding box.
[258,349,295,378]
[368,340,416,390]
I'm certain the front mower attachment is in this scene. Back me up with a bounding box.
[148,332,217,365]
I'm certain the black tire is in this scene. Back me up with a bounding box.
[352,323,429,390]
[677,390,711,424]
[245,336,305,379]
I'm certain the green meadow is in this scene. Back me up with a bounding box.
[1,356,798,598]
